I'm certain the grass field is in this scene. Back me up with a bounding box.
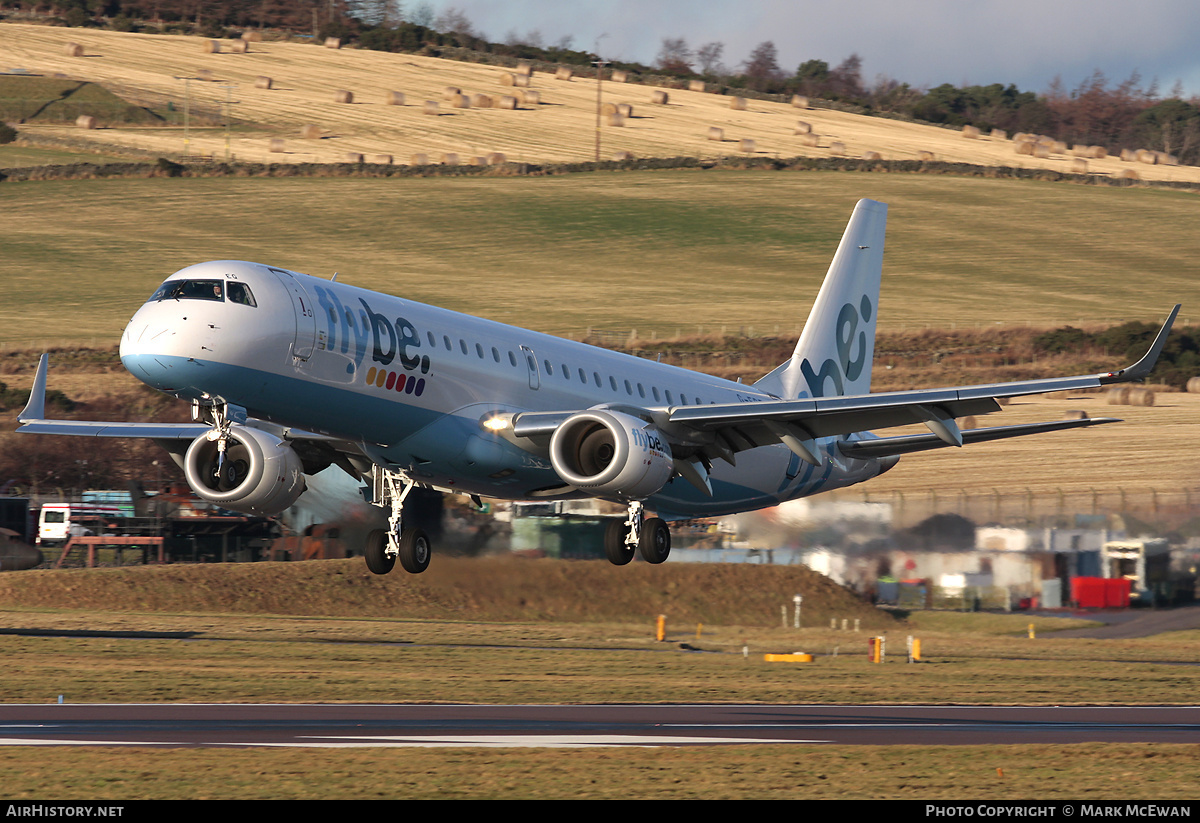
[1,171,1196,347]
[0,561,1198,800]
[4,22,1200,186]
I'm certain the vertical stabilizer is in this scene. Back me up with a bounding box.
[754,199,887,399]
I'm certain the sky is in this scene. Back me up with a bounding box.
[409,0,1200,99]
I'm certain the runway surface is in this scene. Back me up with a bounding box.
[1,704,1198,747]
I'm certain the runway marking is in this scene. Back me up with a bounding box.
[0,737,182,746]
[250,734,834,748]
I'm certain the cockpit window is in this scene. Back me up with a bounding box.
[149,279,224,302]
[226,282,257,307]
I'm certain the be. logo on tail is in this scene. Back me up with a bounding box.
[800,295,872,397]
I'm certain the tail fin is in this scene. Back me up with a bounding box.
[754,198,887,399]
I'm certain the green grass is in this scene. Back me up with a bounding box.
[1,171,1197,345]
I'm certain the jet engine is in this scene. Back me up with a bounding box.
[183,425,307,517]
[549,410,673,499]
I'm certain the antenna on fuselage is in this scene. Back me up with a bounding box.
[331,272,339,281]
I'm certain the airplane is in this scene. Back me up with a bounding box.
[17,199,1179,575]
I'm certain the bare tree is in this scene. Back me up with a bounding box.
[696,41,725,77]
[742,41,782,89]
[656,37,694,75]
[434,5,473,35]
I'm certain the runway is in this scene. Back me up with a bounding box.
[1,704,1198,748]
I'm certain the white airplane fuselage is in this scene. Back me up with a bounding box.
[119,260,889,520]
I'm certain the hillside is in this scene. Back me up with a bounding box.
[3,23,1200,183]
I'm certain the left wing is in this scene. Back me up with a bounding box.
[512,304,1179,466]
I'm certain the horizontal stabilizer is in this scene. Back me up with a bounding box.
[838,417,1121,459]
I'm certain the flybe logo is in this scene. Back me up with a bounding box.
[631,426,668,456]
[800,295,872,398]
[311,284,432,396]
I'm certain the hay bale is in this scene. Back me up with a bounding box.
[730,96,747,110]
[75,115,96,130]
[1089,145,1108,159]
[499,72,516,86]
[1187,377,1200,393]
[513,74,530,87]
[344,152,364,163]
[829,141,846,156]
[962,124,981,139]
[990,128,1007,140]
[612,151,633,161]
[64,42,83,57]
[707,126,724,142]
[1032,144,1051,159]
[689,80,706,93]
[269,138,285,153]
[443,86,462,100]
[451,93,471,109]
[470,155,488,166]
[1071,143,1089,156]
[797,133,820,147]
[197,69,216,82]
[1063,410,1090,420]
[1120,148,1136,161]
[1128,387,1156,407]
[519,90,541,106]
[918,150,935,161]
[1136,149,1157,164]
[651,89,669,104]
[254,76,273,90]
[203,40,221,54]
[791,95,809,109]
[555,67,572,81]
[498,95,518,110]
[607,113,625,127]
[1015,140,1035,156]
[958,416,978,430]
[1163,153,1179,166]
[423,100,440,116]
[300,124,321,139]
[1107,386,1132,405]
[471,93,494,108]
[862,150,882,161]
[739,138,756,153]
[242,31,263,42]
[1117,168,1140,181]
[324,37,341,49]
[617,102,633,118]
[487,152,506,165]
[601,102,618,116]
[228,40,248,54]
[516,62,532,77]
[1069,158,1089,174]
[334,90,353,104]
[410,153,429,165]
[387,91,405,106]
[373,154,393,164]
[794,121,812,135]
[611,69,628,82]
[1052,141,1067,153]
[440,153,459,165]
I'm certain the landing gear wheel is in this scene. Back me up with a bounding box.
[638,518,671,564]
[364,529,394,575]
[398,528,431,574]
[604,520,634,566]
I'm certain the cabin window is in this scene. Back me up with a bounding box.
[476,343,485,359]
[624,379,632,395]
[665,390,674,404]
[652,387,661,402]
[593,372,601,387]
[562,364,569,379]
[226,282,256,307]
[509,351,518,367]
[579,368,587,383]
[492,347,501,363]
[460,339,468,355]
[427,332,436,346]
[637,383,646,399]
[443,335,452,351]
[544,360,554,376]
[609,376,618,391]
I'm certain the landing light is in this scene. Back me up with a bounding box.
[481,415,511,433]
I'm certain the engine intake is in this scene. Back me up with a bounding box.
[549,410,673,499]
[184,425,306,516]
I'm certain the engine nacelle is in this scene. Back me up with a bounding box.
[549,410,674,499]
[184,425,307,517]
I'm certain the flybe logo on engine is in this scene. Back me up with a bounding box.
[631,426,668,457]
[800,295,872,398]
[311,284,432,397]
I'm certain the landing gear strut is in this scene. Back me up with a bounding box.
[366,466,431,574]
[603,501,670,565]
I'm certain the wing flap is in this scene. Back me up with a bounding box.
[839,417,1122,459]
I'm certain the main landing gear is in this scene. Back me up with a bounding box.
[604,501,671,566]
[365,467,431,575]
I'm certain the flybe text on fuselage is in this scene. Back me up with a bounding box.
[310,283,431,378]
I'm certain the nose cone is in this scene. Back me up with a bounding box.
[119,302,213,397]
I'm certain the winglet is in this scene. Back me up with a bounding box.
[1099,304,1181,384]
[17,354,49,423]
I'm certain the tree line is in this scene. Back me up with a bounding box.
[4,0,1197,164]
